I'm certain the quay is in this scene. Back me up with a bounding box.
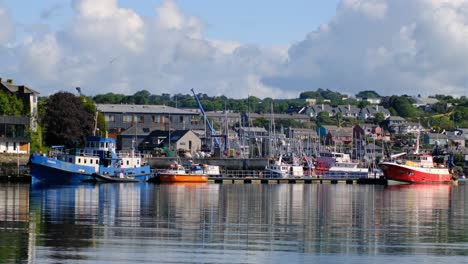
[208,177,387,185]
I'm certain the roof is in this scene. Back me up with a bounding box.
[96,104,198,115]
[0,80,40,95]
[146,130,193,143]
[120,123,166,136]
[239,126,268,133]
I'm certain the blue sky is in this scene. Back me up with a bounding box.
[5,0,340,46]
[1,0,467,98]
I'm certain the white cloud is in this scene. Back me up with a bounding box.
[1,0,468,99]
[0,4,14,44]
[265,0,468,97]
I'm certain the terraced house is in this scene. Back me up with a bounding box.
[0,79,39,154]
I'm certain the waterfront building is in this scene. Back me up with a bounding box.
[96,104,204,139]
[140,130,202,156]
[0,79,40,154]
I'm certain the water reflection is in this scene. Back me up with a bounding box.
[0,182,467,263]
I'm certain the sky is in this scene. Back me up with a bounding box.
[1,0,468,99]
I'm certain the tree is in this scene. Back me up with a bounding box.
[0,90,24,115]
[374,112,385,126]
[357,100,370,109]
[356,90,380,99]
[316,111,332,126]
[44,92,95,147]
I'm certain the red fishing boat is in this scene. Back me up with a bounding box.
[378,153,454,184]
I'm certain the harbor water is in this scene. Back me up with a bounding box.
[1,182,468,263]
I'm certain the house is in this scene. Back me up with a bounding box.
[206,111,241,129]
[448,135,466,148]
[117,123,165,150]
[412,97,438,111]
[353,125,383,140]
[0,79,40,154]
[317,125,338,140]
[326,127,353,146]
[306,104,334,118]
[422,133,449,146]
[397,122,425,134]
[0,116,30,154]
[335,105,360,118]
[359,105,391,120]
[285,128,318,139]
[140,130,201,155]
[0,78,40,132]
[97,104,203,138]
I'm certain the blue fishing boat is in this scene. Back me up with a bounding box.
[29,136,152,184]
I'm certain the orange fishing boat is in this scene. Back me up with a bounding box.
[156,161,212,183]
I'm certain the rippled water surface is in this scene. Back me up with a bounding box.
[1,182,468,263]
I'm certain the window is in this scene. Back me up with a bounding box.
[138,115,144,123]
[105,115,115,122]
[179,116,184,123]
[78,158,81,163]
[152,115,160,123]
[123,115,133,123]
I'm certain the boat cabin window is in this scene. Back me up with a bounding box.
[78,158,81,163]
[84,159,87,164]
[126,160,130,165]
[105,142,108,148]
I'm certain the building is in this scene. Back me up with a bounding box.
[306,104,334,118]
[0,116,30,154]
[359,105,391,120]
[325,127,353,146]
[0,79,40,154]
[423,133,449,146]
[97,104,203,139]
[140,130,201,155]
[0,78,39,132]
[206,111,241,129]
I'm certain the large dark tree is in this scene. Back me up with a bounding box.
[44,92,95,147]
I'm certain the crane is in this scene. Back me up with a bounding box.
[190,88,223,150]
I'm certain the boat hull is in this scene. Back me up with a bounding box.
[156,173,208,183]
[91,172,151,182]
[29,155,94,184]
[29,153,151,184]
[379,162,452,184]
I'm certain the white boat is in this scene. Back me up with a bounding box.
[264,155,304,178]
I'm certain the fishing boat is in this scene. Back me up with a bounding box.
[29,136,152,184]
[263,155,304,178]
[322,162,369,179]
[155,161,219,183]
[378,153,454,184]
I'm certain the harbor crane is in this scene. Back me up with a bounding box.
[190,88,227,152]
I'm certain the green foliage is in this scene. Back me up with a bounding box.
[382,96,417,118]
[44,92,95,147]
[374,112,385,126]
[316,111,333,126]
[96,112,107,136]
[299,88,347,102]
[356,90,380,98]
[357,100,371,109]
[29,125,48,153]
[0,90,24,115]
